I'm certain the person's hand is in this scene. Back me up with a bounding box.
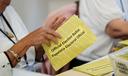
[22,27,61,47]
[7,26,61,67]
[41,55,70,75]
[41,55,56,75]
[44,3,77,30]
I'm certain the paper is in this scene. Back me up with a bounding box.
[56,70,89,76]
[42,15,96,71]
[73,56,113,76]
[119,40,128,45]
[109,47,128,76]
[119,53,128,61]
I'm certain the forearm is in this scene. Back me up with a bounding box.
[6,38,30,67]
[106,19,128,39]
[4,26,60,67]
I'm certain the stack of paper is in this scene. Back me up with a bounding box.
[109,47,128,76]
[42,15,96,71]
[119,53,128,60]
[73,56,113,76]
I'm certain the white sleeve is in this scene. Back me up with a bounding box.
[0,53,12,76]
[79,0,123,31]
[4,5,29,40]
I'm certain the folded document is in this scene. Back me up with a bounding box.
[43,15,96,71]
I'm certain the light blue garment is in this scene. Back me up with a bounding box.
[117,0,128,20]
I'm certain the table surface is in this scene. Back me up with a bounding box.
[13,68,49,76]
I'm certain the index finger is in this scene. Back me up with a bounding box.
[46,29,62,39]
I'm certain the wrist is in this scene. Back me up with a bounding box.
[20,37,32,48]
[5,51,17,67]
[10,39,30,57]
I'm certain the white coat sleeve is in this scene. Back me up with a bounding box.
[79,0,123,31]
[0,53,12,76]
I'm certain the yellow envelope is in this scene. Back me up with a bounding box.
[74,56,113,76]
[42,15,96,71]
[119,40,128,45]
[119,53,128,61]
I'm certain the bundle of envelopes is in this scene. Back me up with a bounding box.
[109,47,128,76]
[73,56,113,76]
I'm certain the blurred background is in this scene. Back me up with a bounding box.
[11,0,76,32]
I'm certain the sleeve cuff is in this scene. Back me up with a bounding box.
[4,51,13,67]
[0,53,12,76]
